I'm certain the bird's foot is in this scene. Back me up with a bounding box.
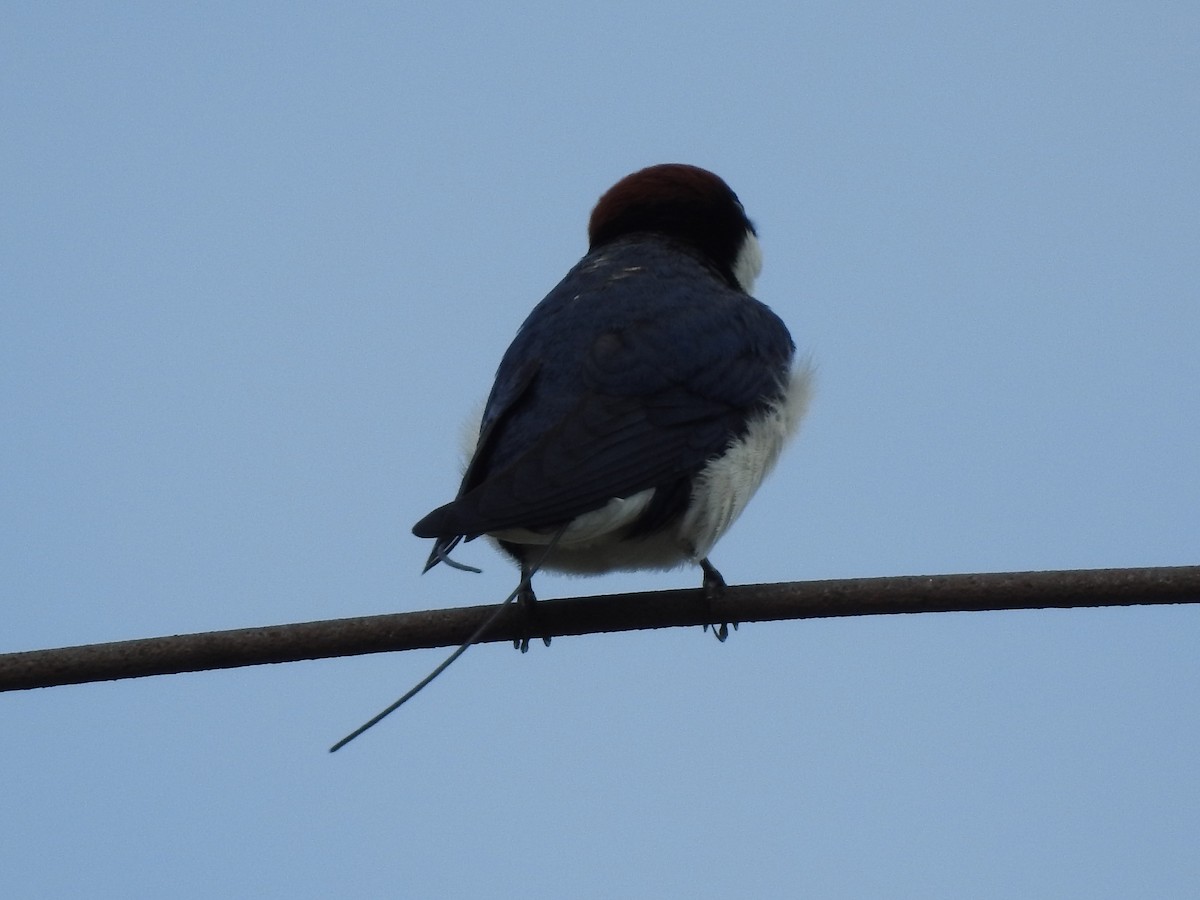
[513,575,552,653]
[699,558,738,642]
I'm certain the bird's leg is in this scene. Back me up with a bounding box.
[513,561,552,653]
[699,557,738,642]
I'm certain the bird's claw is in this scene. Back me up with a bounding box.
[512,635,552,653]
[703,620,739,642]
[698,558,739,641]
[513,574,551,652]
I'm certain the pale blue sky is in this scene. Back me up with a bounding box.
[3,3,1199,897]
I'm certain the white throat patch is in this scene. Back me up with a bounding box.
[732,229,763,294]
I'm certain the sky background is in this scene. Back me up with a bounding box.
[3,2,1198,897]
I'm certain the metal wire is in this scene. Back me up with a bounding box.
[2,565,1197,694]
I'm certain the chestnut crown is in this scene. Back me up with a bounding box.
[587,164,759,292]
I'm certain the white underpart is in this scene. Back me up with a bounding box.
[472,361,814,576]
[678,361,814,562]
[459,399,486,463]
[732,229,763,294]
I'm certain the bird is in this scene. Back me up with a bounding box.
[413,163,812,644]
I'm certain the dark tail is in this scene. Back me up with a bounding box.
[421,534,481,574]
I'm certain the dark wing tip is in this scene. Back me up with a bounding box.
[412,501,487,542]
[412,504,454,539]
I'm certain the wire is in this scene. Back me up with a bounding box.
[2,565,1197,695]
